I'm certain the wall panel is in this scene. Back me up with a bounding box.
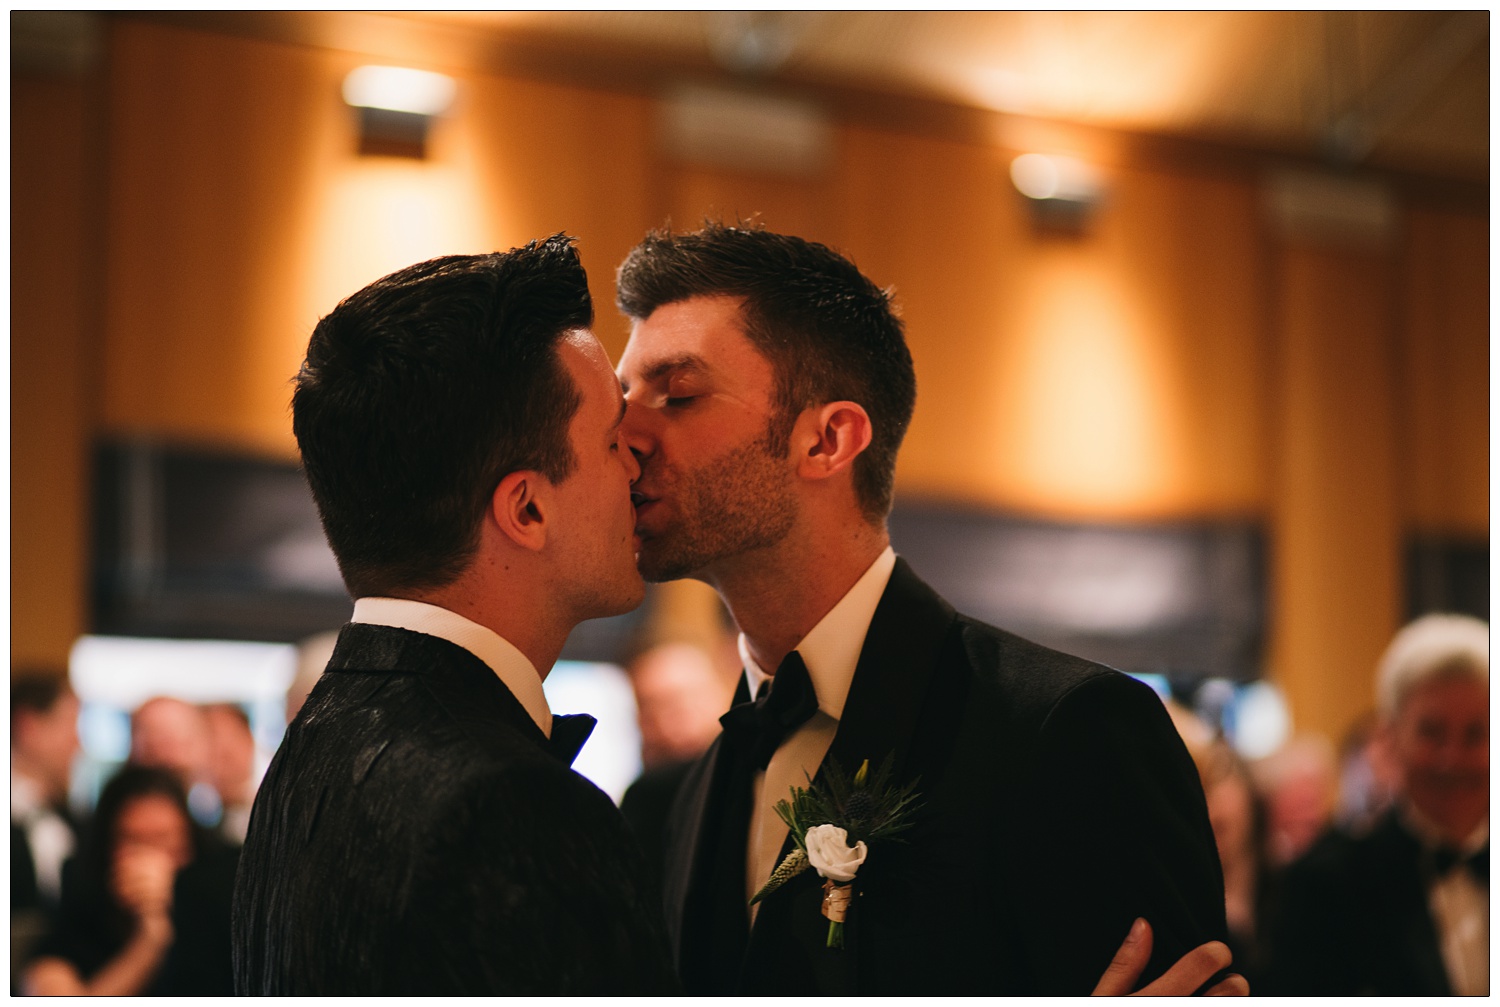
[12,74,96,666]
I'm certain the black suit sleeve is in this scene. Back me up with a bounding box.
[1009,673,1228,993]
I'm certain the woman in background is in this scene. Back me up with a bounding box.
[25,765,237,995]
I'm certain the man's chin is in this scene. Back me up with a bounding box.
[634,546,701,585]
[582,574,648,621]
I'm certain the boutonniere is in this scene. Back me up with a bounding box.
[749,756,919,949]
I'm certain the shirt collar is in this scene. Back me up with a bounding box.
[739,546,897,722]
[351,597,552,738]
[1399,799,1490,854]
[11,770,47,820]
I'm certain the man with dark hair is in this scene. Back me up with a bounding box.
[232,236,674,994]
[615,223,1232,994]
[12,669,82,972]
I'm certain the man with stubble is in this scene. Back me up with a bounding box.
[614,223,1237,995]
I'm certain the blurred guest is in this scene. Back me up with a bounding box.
[631,641,734,771]
[1167,702,1274,990]
[202,704,258,845]
[12,670,82,977]
[130,697,217,825]
[1251,734,1336,867]
[619,641,735,888]
[1201,742,1273,989]
[24,766,239,995]
[1333,710,1398,835]
[1267,614,1488,994]
[130,697,210,782]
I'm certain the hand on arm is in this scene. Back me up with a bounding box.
[1091,918,1249,996]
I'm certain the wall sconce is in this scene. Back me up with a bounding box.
[342,65,456,159]
[1010,153,1103,234]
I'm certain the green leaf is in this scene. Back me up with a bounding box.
[749,847,810,905]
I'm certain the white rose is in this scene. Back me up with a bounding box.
[804,824,868,883]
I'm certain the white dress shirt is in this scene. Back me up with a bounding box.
[11,770,74,906]
[1402,804,1489,995]
[741,547,897,908]
[351,597,553,738]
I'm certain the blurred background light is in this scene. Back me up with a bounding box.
[1010,153,1102,203]
[342,65,456,116]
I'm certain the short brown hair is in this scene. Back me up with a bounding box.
[616,223,915,523]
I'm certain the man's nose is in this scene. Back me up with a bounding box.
[621,398,653,461]
[621,433,642,482]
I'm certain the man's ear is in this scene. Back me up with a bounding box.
[490,471,548,551]
[795,401,873,481]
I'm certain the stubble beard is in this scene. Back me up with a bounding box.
[636,432,797,584]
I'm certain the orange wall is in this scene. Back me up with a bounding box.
[11,19,1488,745]
[12,73,96,668]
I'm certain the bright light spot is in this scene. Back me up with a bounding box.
[1011,153,1060,199]
[1232,681,1291,760]
[343,66,456,116]
[1011,153,1101,202]
[70,635,297,709]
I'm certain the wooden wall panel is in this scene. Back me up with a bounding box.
[833,127,1270,522]
[12,74,96,666]
[1401,209,1489,536]
[103,21,329,458]
[833,127,1030,510]
[1269,246,1404,744]
[101,20,661,451]
[462,74,657,359]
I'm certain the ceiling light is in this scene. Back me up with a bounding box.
[342,66,456,116]
[1010,153,1100,202]
[1010,153,1104,234]
[342,66,456,159]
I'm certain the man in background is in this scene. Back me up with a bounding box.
[11,669,82,975]
[1268,613,1488,994]
[621,640,735,891]
[203,703,258,845]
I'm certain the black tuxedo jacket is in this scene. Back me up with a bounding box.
[663,559,1227,994]
[232,623,675,994]
[1265,810,1457,995]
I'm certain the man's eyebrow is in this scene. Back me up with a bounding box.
[638,354,709,384]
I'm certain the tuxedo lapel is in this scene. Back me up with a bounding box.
[823,558,957,787]
[740,558,958,992]
[1371,814,1454,995]
[669,678,757,994]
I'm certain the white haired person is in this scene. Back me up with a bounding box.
[1267,614,1488,994]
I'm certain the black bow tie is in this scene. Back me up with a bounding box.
[1427,843,1489,884]
[719,651,819,770]
[547,713,597,768]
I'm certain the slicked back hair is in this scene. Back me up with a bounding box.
[615,222,915,524]
[293,235,590,597]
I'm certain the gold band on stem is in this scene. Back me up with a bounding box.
[821,880,851,923]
